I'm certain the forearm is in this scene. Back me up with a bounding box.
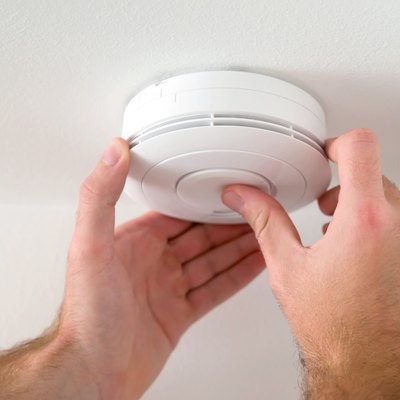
[0,326,100,400]
[301,338,400,399]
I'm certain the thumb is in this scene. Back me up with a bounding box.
[71,138,130,262]
[222,185,303,262]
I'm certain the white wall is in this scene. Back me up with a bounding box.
[0,199,328,399]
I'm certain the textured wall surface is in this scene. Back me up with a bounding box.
[1,1,400,398]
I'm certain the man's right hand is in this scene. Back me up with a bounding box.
[222,129,400,398]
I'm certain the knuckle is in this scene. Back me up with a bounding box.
[79,176,118,209]
[252,209,270,241]
[342,128,379,147]
[79,178,99,206]
[354,198,389,233]
[338,129,382,188]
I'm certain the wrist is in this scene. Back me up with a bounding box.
[54,324,144,400]
[0,325,101,400]
[38,328,102,400]
[301,332,400,399]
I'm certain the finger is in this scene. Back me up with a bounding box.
[325,129,384,202]
[184,231,260,289]
[169,223,252,264]
[221,185,303,263]
[188,251,265,320]
[71,138,130,263]
[318,186,340,216]
[322,222,330,234]
[116,211,193,240]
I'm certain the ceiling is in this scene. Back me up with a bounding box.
[2,2,399,398]
[1,0,400,205]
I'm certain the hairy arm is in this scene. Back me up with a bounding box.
[0,323,99,400]
[301,332,400,399]
[222,129,400,399]
[0,138,263,399]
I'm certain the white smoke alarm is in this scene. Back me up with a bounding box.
[121,71,331,224]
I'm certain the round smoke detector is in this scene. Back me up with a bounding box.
[121,71,331,224]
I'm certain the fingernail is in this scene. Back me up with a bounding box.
[222,191,244,213]
[102,139,121,166]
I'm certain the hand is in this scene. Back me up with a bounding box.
[58,138,264,399]
[222,129,400,398]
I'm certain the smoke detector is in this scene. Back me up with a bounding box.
[121,71,331,224]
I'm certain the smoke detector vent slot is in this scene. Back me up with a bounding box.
[128,113,323,154]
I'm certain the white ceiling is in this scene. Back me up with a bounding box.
[1,0,400,205]
[2,2,399,398]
